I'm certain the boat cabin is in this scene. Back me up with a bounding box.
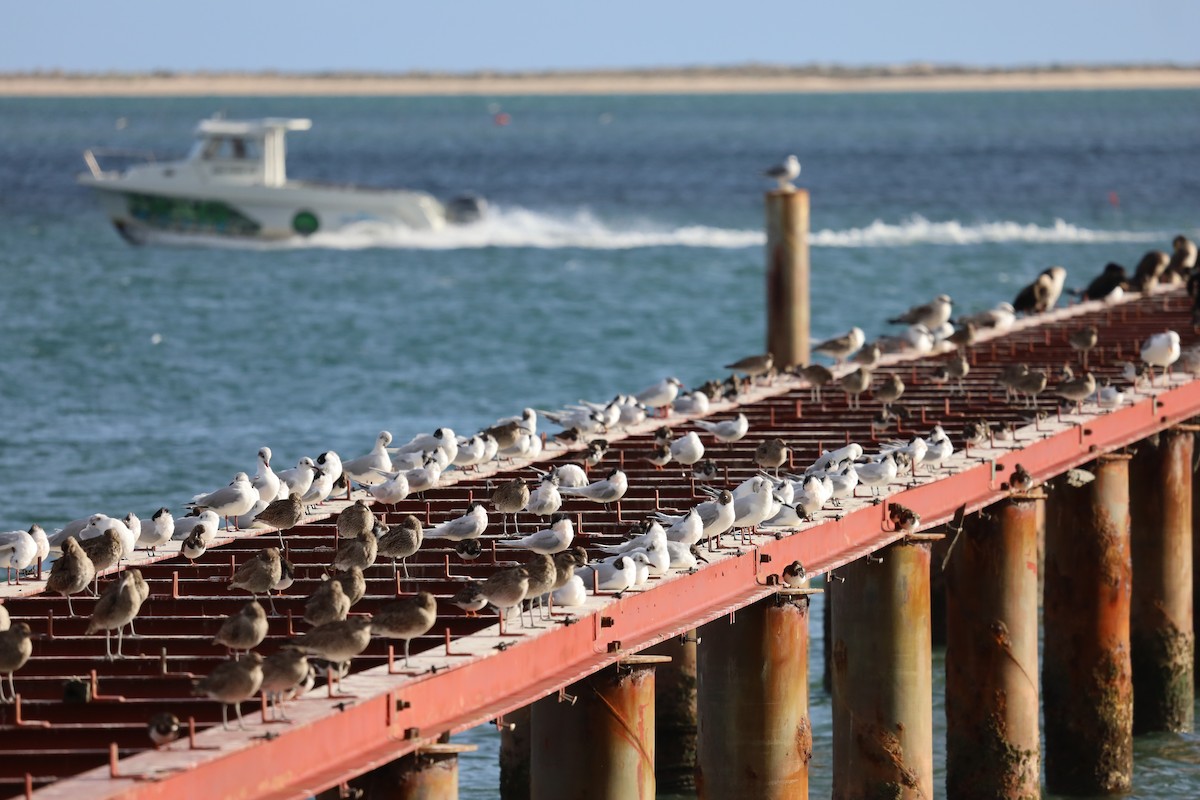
[185,117,312,187]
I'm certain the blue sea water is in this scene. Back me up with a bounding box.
[0,90,1197,796]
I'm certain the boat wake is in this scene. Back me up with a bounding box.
[144,208,1167,251]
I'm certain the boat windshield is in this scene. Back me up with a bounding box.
[191,136,263,162]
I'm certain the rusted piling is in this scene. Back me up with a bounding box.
[646,635,698,793]
[530,656,664,800]
[945,499,1040,798]
[765,188,810,368]
[822,589,832,693]
[499,704,532,800]
[353,744,474,799]
[1043,456,1133,794]
[831,541,933,799]
[696,595,812,799]
[1129,430,1195,733]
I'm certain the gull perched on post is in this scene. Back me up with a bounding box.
[763,154,800,191]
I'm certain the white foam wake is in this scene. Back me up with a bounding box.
[299,206,762,251]
[146,208,1166,251]
[810,216,1164,247]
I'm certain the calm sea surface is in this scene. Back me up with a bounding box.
[1,91,1197,796]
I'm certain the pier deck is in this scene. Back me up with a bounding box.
[3,288,1197,799]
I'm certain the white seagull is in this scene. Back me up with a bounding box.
[763,154,800,191]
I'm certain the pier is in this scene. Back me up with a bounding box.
[1,194,1197,799]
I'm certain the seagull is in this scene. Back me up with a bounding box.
[1069,326,1099,369]
[524,473,563,519]
[655,490,735,546]
[278,457,318,500]
[763,154,800,191]
[794,364,835,402]
[426,503,488,541]
[754,438,790,475]
[1055,371,1097,414]
[342,431,394,486]
[558,468,628,506]
[873,373,905,412]
[134,507,174,552]
[188,472,258,531]
[724,353,774,384]
[598,521,666,556]
[889,294,953,329]
[669,430,705,467]
[1076,263,1128,302]
[782,560,807,588]
[249,447,281,504]
[840,368,872,410]
[576,555,638,594]
[497,516,575,555]
[813,328,866,364]
[80,514,136,561]
[1141,331,1181,384]
[693,413,749,443]
[1013,267,1066,314]
[1132,250,1170,291]
[958,302,1016,332]
[0,529,38,585]
[673,390,710,416]
[807,443,864,475]
[856,453,898,496]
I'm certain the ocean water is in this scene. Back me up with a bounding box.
[1,91,1198,796]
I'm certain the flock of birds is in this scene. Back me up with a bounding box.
[0,231,1197,747]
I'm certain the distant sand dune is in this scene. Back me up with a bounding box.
[3,67,1200,96]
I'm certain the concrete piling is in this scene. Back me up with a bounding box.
[765,188,810,368]
[1129,430,1195,733]
[945,499,1040,798]
[831,541,933,800]
[530,656,665,800]
[1043,456,1133,794]
[695,594,812,799]
[646,635,698,793]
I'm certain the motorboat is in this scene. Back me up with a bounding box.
[77,116,486,244]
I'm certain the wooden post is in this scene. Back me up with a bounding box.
[696,595,811,799]
[831,542,933,799]
[765,189,810,369]
[1043,456,1133,794]
[945,500,1041,797]
[1129,430,1195,732]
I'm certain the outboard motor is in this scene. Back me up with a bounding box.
[445,193,488,225]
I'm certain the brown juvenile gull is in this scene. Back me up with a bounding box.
[333,529,378,573]
[997,363,1030,402]
[305,578,351,628]
[931,352,970,395]
[1069,325,1099,369]
[47,537,96,615]
[873,373,905,412]
[378,515,423,578]
[260,648,309,721]
[373,591,438,667]
[331,566,366,607]
[794,364,834,402]
[519,553,558,624]
[87,568,146,660]
[813,327,865,365]
[551,547,588,593]
[147,712,181,749]
[230,547,284,614]
[724,352,774,385]
[336,499,375,541]
[289,616,373,690]
[491,478,530,535]
[0,623,33,703]
[1055,371,1097,414]
[193,652,264,730]
[253,493,305,547]
[481,566,530,632]
[1014,369,1049,409]
[214,600,269,658]
[839,368,872,411]
[753,438,790,476]
[81,530,123,593]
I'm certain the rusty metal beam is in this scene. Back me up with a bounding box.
[645,635,697,794]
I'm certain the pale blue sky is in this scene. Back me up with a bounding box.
[4,1,1196,73]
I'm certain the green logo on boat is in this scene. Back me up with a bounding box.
[124,192,261,237]
[292,211,319,235]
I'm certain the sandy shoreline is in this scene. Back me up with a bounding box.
[3,68,1200,97]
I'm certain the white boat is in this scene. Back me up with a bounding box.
[77,116,485,245]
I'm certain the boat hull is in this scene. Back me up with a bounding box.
[81,179,447,244]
